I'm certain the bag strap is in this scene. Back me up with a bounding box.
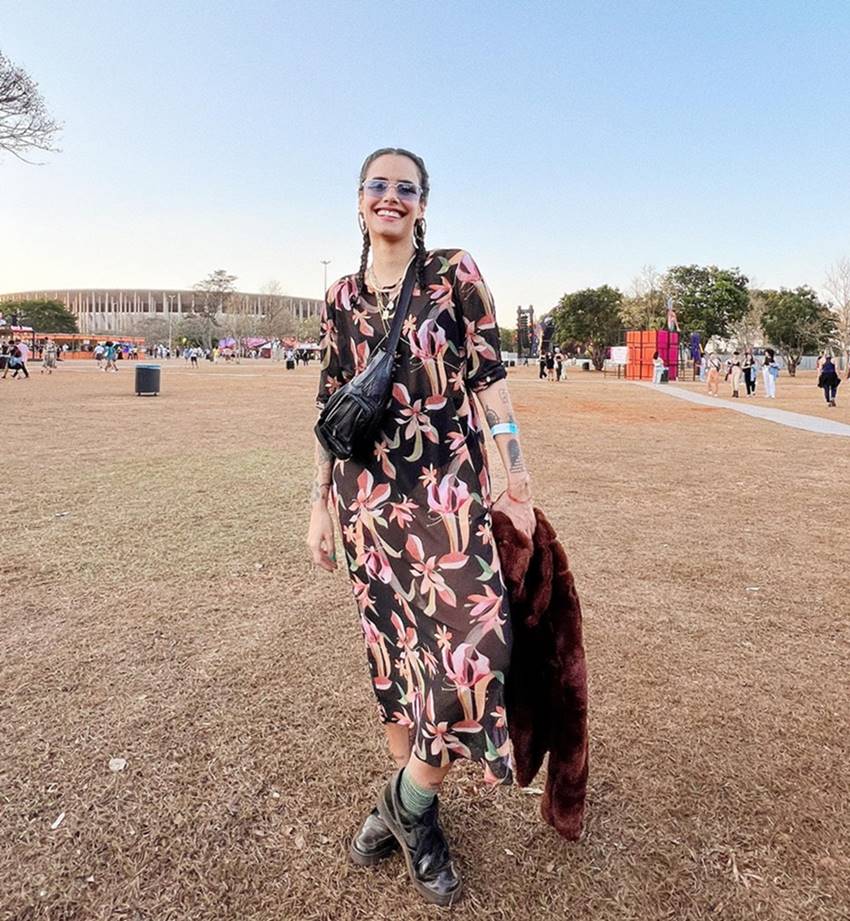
[382,260,417,356]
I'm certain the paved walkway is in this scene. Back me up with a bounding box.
[635,382,850,438]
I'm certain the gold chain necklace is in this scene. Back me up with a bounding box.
[367,255,415,323]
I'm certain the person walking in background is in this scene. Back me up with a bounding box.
[546,351,555,381]
[103,341,118,372]
[706,353,721,396]
[9,339,30,379]
[762,348,778,399]
[41,338,58,375]
[818,354,840,407]
[652,350,666,384]
[94,342,105,369]
[742,349,756,396]
[307,147,535,907]
[538,352,546,379]
[555,351,563,382]
[726,351,743,398]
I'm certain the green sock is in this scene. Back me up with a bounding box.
[399,768,436,817]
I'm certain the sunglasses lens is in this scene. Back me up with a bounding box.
[396,182,420,201]
[363,180,388,197]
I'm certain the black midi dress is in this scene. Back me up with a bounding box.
[316,249,513,784]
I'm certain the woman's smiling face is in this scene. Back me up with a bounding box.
[358,153,426,243]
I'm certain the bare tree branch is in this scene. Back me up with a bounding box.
[0,50,62,162]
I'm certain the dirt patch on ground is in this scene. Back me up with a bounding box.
[2,362,848,920]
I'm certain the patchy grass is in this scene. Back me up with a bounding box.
[2,361,848,921]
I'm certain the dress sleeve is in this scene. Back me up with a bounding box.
[315,285,345,410]
[453,251,507,392]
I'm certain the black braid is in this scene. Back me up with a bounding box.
[355,226,370,303]
[414,219,427,292]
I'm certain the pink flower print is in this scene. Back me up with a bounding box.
[333,275,358,312]
[422,648,438,677]
[441,643,491,691]
[351,576,376,615]
[427,276,454,309]
[319,316,338,369]
[464,315,498,369]
[392,382,445,445]
[392,709,415,729]
[361,542,393,584]
[405,533,465,614]
[418,464,439,489]
[352,306,378,337]
[360,614,392,690]
[441,642,495,729]
[348,469,391,527]
[445,430,471,467]
[402,315,418,339]
[448,368,465,393]
[352,337,372,374]
[390,611,418,654]
[426,474,469,516]
[408,318,447,362]
[373,439,397,479]
[434,624,453,652]
[455,251,482,285]
[467,585,504,639]
[389,497,418,528]
[475,520,493,546]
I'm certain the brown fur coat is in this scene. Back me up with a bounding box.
[492,507,588,840]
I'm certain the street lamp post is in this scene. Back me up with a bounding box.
[321,259,331,298]
[167,294,176,355]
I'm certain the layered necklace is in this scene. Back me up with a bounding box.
[366,253,416,326]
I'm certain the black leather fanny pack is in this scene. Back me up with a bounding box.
[315,262,415,462]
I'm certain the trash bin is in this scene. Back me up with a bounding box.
[135,364,161,396]
[582,361,591,371]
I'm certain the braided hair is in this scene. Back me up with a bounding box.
[355,147,430,301]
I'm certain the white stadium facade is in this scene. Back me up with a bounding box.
[0,288,323,334]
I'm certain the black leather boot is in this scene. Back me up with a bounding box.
[349,807,399,866]
[377,770,462,906]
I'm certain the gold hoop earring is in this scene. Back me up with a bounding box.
[358,213,367,234]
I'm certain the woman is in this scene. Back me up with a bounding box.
[41,338,58,375]
[742,349,756,396]
[762,348,778,399]
[307,148,535,907]
[726,351,743,398]
[651,350,666,384]
[818,354,840,407]
[706,352,721,396]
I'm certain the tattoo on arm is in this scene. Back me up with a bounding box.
[507,438,526,474]
[484,406,499,428]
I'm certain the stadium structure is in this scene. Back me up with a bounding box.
[0,288,323,334]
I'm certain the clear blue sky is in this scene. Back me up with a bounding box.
[2,0,849,324]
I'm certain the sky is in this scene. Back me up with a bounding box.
[2,0,850,326]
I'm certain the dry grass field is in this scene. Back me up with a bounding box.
[2,360,848,921]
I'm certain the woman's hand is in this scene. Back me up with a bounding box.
[492,490,535,541]
[307,504,337,572]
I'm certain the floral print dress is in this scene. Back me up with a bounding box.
[316,249,513,784]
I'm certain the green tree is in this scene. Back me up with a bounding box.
[193,269,237,348]
[552,285,623,370]
[760,286,835,377]
[499,327,517,353]
[663,265,749,339]
[2,298,77,332]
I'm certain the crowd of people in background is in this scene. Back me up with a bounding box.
[538,351,565,381]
